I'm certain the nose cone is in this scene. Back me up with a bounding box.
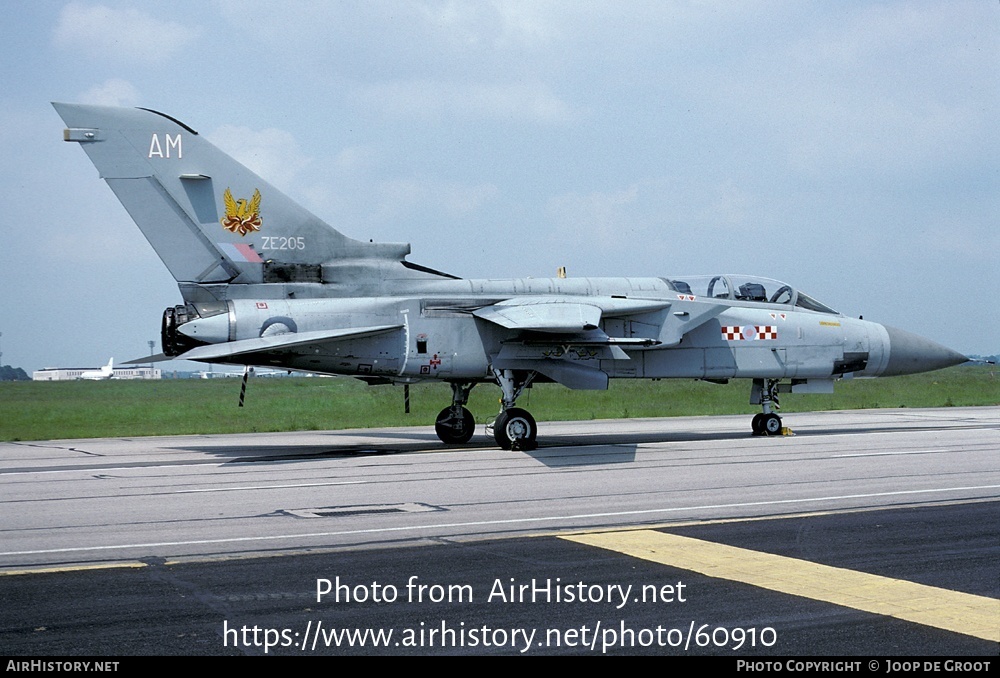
[880,325,968,376]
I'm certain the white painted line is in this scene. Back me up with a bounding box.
[175,480,367,493]
[833,449,949,458]
[2,484,998,558]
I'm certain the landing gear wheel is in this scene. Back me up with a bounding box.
[761,412,782,436]
[751,413,765,434]
[493,408,537,450]
[435,406,475,444]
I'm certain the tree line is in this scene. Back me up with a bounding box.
[0,365,29,381]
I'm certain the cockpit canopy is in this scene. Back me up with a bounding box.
[664,275,839,315]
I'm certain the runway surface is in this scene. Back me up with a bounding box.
[1,406,997,655]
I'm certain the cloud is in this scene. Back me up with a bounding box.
[375,178,499,220]
[214,1,559,54]
[77,79,140,107]
[53,2,200,62]
[416,1,560,49]
[543,177,777,276]
[547,184,643,250]
[355,79,573,124]
[694,3,997,183]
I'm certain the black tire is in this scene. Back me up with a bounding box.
[762,413,782,436]
[751,413,765,434]
[493,408,537,450]
[435,407,475,444]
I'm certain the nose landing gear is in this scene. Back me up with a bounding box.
[751,411,783,436]
[750,378,785,436]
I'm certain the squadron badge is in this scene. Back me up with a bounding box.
[221,188,262,236]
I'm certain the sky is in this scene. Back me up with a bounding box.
[1,1,997,373]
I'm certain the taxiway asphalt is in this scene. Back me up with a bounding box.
[1,407,997,655]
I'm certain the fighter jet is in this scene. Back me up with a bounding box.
[53,103,968,448]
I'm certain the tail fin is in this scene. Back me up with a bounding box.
[53,103,409,287]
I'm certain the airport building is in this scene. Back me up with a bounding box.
[32,366,161,381]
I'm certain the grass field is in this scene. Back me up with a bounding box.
[1,365,995,442]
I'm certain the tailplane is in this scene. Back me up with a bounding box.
[53,103,410,288]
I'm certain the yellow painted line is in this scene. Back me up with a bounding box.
[563,530,999,642]
[0,562,148,577]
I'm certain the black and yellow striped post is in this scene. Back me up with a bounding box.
[238,366,250,407]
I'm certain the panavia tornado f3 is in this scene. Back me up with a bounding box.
[53,103,969,449]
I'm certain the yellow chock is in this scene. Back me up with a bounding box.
[780,426,794,436]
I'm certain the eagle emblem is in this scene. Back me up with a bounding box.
[221,188,262,236]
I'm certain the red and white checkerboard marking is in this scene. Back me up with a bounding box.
[721,325,778,341]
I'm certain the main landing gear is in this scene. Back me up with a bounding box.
[434,382,476,444]
[750,378,783,436]
[432,371,540,449]
[489,369,538,450]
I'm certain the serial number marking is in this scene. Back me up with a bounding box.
[261,236,306,250]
